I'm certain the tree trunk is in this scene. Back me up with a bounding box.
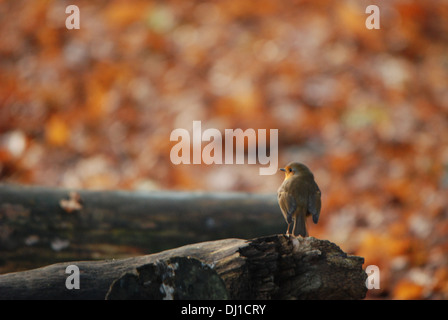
[0,235,367,300]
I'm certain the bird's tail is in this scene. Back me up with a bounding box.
[294,213,308,237]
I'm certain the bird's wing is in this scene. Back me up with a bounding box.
[278,191,297,224]
[308,183,321,224]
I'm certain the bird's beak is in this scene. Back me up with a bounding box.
[280,168,286,172]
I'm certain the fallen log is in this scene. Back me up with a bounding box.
[0,235,367,300]
[0,184,282,273]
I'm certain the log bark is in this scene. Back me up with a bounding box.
[0,235,368,300]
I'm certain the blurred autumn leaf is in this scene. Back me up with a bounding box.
[0,0,447,299]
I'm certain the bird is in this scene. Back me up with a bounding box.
[277,162,321,237]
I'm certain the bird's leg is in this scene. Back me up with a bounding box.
[291,219,296,237]
[285,223,291,236]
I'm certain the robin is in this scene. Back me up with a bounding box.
[277,162,321,237]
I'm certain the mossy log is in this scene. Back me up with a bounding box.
[0,235,367,300]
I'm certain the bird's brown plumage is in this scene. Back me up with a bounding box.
[277,162,321,237]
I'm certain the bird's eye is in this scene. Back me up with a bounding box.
[288,168,292,172]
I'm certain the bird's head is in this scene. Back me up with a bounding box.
[280,162,313,180]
